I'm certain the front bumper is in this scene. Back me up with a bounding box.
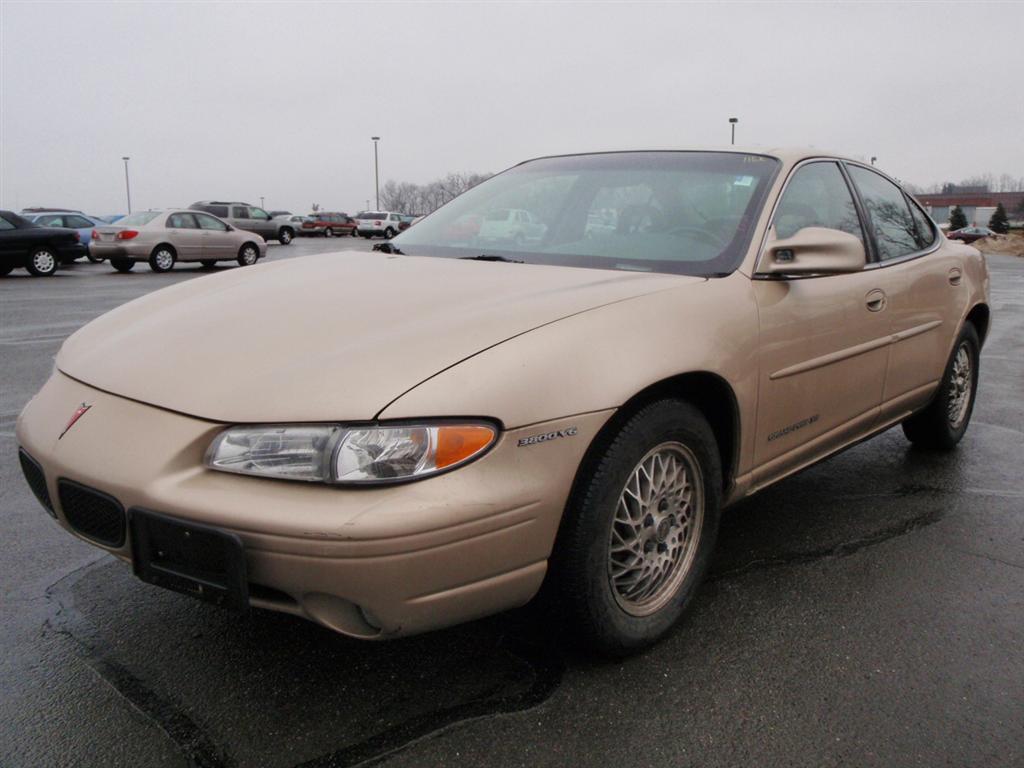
[17,371,611,638]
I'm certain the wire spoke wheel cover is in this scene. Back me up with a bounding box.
[608,441,704,617]
[947,342,973,429]
[155,250,173,270]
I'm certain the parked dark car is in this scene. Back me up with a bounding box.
[0,210,86,277]
[947,226,995,244]
[302,212,357,237]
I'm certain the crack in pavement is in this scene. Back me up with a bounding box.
[708,507,943,583]
[43,559,564,768]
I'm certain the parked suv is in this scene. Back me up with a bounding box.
[355,211,405,238]
[303,212,357,237]
[189,201,296,245]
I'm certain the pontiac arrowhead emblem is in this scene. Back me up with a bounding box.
[59,403,91,439]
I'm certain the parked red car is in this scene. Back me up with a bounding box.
[302,212,357,237]
[947,226,995,244]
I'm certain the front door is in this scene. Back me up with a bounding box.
[194,212,233,259]
[751,161,891,485]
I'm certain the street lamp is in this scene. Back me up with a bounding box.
[371,136,380,210]
[121,156,132,214]
[728,117,738,146]
[260,196,265,209]
[871,156,877,166]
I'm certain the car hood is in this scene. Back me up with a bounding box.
[57,252,696,422]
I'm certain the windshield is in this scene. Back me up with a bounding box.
[117,211,162,226]
[391,151,779,276]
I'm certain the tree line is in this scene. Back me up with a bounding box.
[378,172,493,215]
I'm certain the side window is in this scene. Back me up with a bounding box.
[0,216,15,231]
[847,166,921,260]
[195,213,228,231]
[250,208,270,220]
[37,215,64,227]
[167,213,199,229]
[231,206,250,219]
[773,162,863,242]
[65,215,93,228]
[907,199,936,249]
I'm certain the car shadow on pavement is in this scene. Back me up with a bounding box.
[43,429,961,768]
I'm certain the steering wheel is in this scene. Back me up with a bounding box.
[665,225,725,248]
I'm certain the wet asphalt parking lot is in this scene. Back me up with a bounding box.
[1,239,1022,768]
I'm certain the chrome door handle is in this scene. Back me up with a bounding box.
[865,289,887,312]
[948,268,963,286]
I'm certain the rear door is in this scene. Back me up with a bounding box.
[194,212,234,259]
[165,212,204,259]
[845,165,965,420]
[751,160,890,484]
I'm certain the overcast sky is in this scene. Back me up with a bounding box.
[2,1,1021,215]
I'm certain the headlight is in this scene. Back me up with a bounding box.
[205,422,497,485]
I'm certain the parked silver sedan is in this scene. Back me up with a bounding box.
[90,209,269,273]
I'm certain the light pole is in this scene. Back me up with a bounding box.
[871,156,877,166]
[260,196,265,209]
[728,117,738,146]
[371,136,380,210]
[121,156,132,213]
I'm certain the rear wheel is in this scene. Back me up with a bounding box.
[279,228,293,245]
[324,227,335,238]
[110,257,134,273]
[148,246,176,273]
[902,323,980,450]
[237,243,259,266]
[549,399,721,655]
[384,227,396,239]
[26,247,58,277]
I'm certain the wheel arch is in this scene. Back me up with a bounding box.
[151,242,177,257]
[965,303,990,347]
[575,371,740,497]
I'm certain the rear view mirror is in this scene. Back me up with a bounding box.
[759,227,866,275]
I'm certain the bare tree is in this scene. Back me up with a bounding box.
[378,171,492,214]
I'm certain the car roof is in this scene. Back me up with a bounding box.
[516,146,860,167]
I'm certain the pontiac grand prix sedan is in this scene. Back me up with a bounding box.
[17,149,990,655]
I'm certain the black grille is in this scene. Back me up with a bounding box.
[58,479,126,547]
[19,449,54,516]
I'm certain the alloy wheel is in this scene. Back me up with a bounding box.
[608,442,704,617]
[947,342,973,429]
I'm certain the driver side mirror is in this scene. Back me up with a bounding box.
[759,227,866,276]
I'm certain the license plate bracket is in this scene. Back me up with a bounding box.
[129,509,249,612]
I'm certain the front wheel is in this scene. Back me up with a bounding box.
[324,227,335,238]
[237,243,259,266]
[384,227,396,239]
[279,228,293,245]
[902,323,980,450]
[110,257,134,273]
[548,399,721,656]
[26,247,59,277]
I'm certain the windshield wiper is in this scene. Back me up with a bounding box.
[372,242,404,254]
[459,254,524,263]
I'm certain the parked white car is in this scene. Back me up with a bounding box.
[355,211,403,239]
[477,208,546,245]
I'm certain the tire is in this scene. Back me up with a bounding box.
[902,323,980,450]
[384,227,396,239]
[279,228,293,245]
[110,258,135,273]
[548,399,722,656]
[324,227,335,238]
[86,252,105,263]
[148,246,176,273]
[237,243,259,266]
[26,247,59,277]
[200,260,217,269]
[349,228,358,237]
